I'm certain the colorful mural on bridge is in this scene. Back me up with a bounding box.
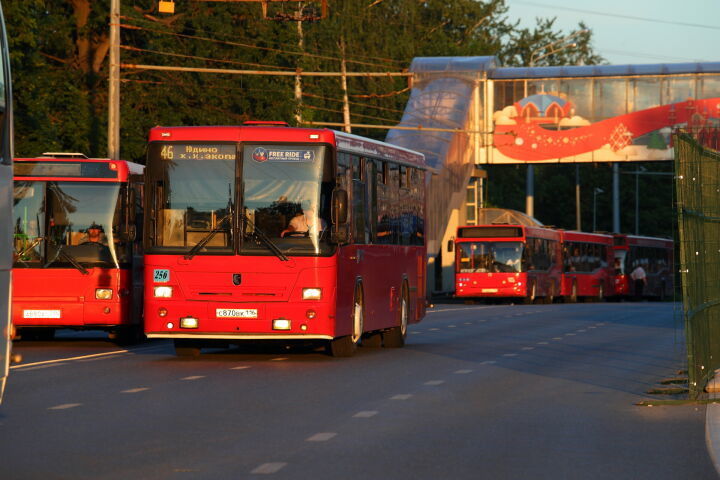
[492,94,720,163]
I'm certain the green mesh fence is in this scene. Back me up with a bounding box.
[674,131,720,398]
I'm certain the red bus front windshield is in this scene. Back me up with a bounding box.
[13,181,129,269]
[145,142,334,257]
[457,241,524,273]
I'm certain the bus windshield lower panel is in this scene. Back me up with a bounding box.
[13,181,128,269]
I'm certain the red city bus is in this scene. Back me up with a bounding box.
[454,224,562,303]
[143,123,427,357]
[12,154,144,342]
[612,234,674,300]
[559,230,614,302]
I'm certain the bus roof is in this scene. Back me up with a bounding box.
[14,157,143,182]
[148,125,427,170]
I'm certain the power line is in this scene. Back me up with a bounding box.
[511,1,720,31]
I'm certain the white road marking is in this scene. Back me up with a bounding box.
[11,351,129,370]
[391,394,413,400]
[18,363,67,371]
[588,326,597,329]
[353,411,378,418]
[537,341,549,345]
[306,432,337,442]
[521,347,535,351]
[122,387,149,394]
[429,328,440,331]
[424,380,445,385]
[565,333,576,336]
[480,360,497,365]
[464,322,473,325]
[231,366,251,370]
[577,329,587,332]
[49,403,82,410]
[251,463,287,474]
[182,376,205,381]
[411,331,422,335]
[448,325,457,328]
[553,337,563,340]
[454,369,473,374]
[503,353,518,357]
[271,357,288,361]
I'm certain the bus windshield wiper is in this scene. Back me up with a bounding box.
[184,213,232,260]
[242,212,289,262]
[45,243,89,275]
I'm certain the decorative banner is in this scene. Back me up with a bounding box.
[491,97,720,163]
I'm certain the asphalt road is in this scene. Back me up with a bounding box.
[0,301,716,480]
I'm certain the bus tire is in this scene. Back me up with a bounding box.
[544,283,555,304]
[384,284,408,348]
[327,285,363,357]
[524,282,536,305]
[174,339,201,358]
[362,331,383,347]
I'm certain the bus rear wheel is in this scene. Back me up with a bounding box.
[384,285,408,348]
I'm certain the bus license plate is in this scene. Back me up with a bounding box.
[23,309,61,319]
[216,308,257,318]
[481,288,498,293]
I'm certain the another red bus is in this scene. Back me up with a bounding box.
[143,123,427,357]
[454,224,562,303]
[12,154,144,342]
[612,234,674,300]
[559,230,614,302]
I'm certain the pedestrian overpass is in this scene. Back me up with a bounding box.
[387,57,720,294]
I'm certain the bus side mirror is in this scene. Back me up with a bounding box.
[332,189,348,225]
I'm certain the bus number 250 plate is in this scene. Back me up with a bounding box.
[153,269,170,282]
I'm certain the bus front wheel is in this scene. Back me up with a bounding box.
[384,284,408,348]
[327,287,363,357]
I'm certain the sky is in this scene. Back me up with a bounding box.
[505,0,720,65]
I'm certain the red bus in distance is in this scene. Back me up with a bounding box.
[143,124,427,357]
[560,230,614,302]
[12,154,144,342]
[454,224,562,303]
[612,234,674,300]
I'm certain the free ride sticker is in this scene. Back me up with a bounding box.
[251,147,315,163]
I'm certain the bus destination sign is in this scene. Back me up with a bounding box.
[159,144,236,161]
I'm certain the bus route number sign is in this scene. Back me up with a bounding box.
[153,269,170,283]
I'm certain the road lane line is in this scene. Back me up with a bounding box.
[537,341,549,345]
[231,366,251,370]
[306,433,337,442]
[521,347,535,351]
[391,394,413,400]
[11,351,130,370]
[503,353,518,357]
[481,360,497,365]
[251,463,287,474]
[49,403,82,410]
[122,387,149,394]
[424,380,445,385]
[565,333,576,336]
[553,337,563,340]
[18,363,68,371]
[448,325,456,328]
[454,369,472,374]
[271,358,288,361]
[182,376,205,381]
[429,328,440,331]
[353,411,378,418]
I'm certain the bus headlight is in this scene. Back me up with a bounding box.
[302,288,322,300]
[273,319,291,330]
[95,288,113,300]
[154,286,173,298]
[180,317,199,329]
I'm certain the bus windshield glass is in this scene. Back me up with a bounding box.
[13,181,128,268]
[241,144,332,256]
[458,241,523,273]
[146,143,236,255]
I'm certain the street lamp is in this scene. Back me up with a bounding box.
[635,165,646,234]
[593,187,604,232]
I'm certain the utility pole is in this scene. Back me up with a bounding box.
[339,38,351,133]
[108,0,121,160]
[294,3,304,126]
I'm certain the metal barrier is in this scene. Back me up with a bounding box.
[674,130,720,398]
